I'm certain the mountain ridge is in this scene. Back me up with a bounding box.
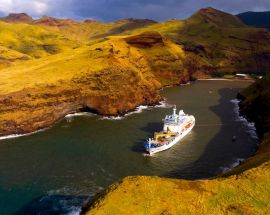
[237,11,270,30]
[0,7,270,215]
[0,7,270,136]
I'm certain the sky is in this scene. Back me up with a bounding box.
[0,0,270,21]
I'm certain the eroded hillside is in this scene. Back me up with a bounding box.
[0,7,270,137]
[0,32,186,136]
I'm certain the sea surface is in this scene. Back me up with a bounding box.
[0,81,259,215]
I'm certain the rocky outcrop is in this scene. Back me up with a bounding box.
[125,31,164,48]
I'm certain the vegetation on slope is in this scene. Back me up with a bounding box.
[238,75,270,136]
[0,21,77,59]
[0,7,270,137]
[0,31,186,136]
[82,76,270,215]
[125,7,270,75]
[0,8,269,214]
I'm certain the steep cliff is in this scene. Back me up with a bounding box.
[0,32,186,136]
[0,7,270,137]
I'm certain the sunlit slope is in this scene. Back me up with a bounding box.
[1,8,270,74]
[123,8,270,74]
[1,7,270,136]
[33,17,156,42]
[0,21,78,59]
[83,159,270,215]
[0,13,157,42]
[0,45,30,69]
[0,32,186,136]
[0,17,157,68]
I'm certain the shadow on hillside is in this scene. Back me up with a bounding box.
[12,195,88,215]
[161,87,258,180]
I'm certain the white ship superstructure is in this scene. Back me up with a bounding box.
[144,106,195,155]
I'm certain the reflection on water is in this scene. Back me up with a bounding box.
[0,81,258,214]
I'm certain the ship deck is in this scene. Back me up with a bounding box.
[150,135,176,146]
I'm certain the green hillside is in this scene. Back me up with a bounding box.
[115,7,270,75]
[0,7,270,136]
[0,21,77,59]
[0,7,269,215]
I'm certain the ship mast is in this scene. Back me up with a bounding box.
[173,105,177,116]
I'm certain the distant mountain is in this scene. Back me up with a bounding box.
[191,7,246,28]
[237,11,270,30]
[0,13,33,23]
[34,16,77,26]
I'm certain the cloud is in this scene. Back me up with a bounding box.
[0,0,270,21]
[0,0,50,16]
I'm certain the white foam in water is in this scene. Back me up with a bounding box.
[0,127,48,141]
[100,100,173,120]
[65,112,96,118]
[101,115,125,120]
[46,183,104,215]
[0,112,98,140]
[218,99,260,173]
[67,208,81,215]
[198,78,236,81]
[180,82,191,86]
[231,99,259,141]
[0,101,172,139]
[220,158,245,174]
[59,200,82,215]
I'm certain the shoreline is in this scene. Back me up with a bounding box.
[1,78,252,139]
[197,78,255,82]
[0,80,258,180]
[0,97,257,178]
[0,100,172,141]
[81,77,270,214]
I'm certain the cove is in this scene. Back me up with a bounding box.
[0,80,258,215]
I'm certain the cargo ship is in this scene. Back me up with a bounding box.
[144,106,195,155]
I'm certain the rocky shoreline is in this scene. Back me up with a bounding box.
[81,76,270,215]
[0,78,254,139]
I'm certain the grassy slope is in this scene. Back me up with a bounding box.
[0,8,269,137]
[33,18,157,42]
[0,31,188,135]
[82,76,270,215]
[124,8,270,75]
[2,7,270,74]
[0,7,270,138]
[0,8,269,214]
[0,20,80,72]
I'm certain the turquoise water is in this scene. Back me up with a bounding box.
[0,81,258,214]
